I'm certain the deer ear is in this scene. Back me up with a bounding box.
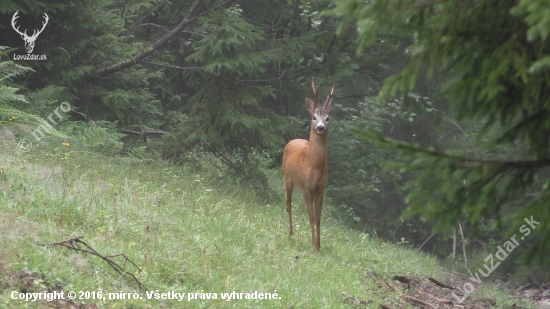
[305,97,316,114]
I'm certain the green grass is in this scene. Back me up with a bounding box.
[0,134,537,309]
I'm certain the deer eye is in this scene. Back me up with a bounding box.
[312,116,317,120]
[326,117,330,122]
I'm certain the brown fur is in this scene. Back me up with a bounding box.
[282,81,334,250]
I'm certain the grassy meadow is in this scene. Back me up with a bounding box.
[0,131,537,308]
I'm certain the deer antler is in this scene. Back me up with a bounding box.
[11,11,27,37]
[311,77,320,105]
[324,83,335,109]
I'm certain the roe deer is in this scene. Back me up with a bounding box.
[282,78,334,250]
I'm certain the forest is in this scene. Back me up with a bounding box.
[1,0,550,308]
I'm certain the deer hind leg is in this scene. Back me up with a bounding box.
[284,177,294,236]
[313,193,324,250]
[301,191,316,248]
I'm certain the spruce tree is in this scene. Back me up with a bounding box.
[329,0,550,264]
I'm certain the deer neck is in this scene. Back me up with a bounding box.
[307,128,328,167]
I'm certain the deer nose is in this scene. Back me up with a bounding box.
[316,124,325,132]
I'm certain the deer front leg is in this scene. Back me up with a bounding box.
[314,194,324,250]
[284,179,294,236]
[302,191,316,248]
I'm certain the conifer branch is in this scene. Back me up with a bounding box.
[233,70,286,82]
[92,0,202,76]
[353,128,550,169]
[129,0,168,29]
[92,0,233,77]
[139,61,201,70]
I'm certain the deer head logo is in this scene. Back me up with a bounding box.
[11,11,49,54]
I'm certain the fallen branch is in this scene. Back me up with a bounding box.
[120,129,168,141]
[380,275,402,294]
[41,236,144,290]
[393,275,415,285]
[415,286,453,305]
[516,283,534,292]
[428,277,457,291]
[485,275,512,281]
[367,271,383,288]
[402,295,436,309]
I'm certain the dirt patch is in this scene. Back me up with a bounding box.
[3,268,99,309]
[0,217,92,308]
[342,271,541,308]
[0,213,42,245]
[0,129,15,141]
[519,281,550,309]
[28,163,63,182]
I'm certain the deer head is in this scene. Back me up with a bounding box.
[305,78,335,134]
[11,11,49,54]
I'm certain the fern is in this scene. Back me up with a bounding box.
[128,146,147,159]
[70,120,124,155]
[0,47,34,83]
[0,105,71,140]
[28,85,66,106]
[0,86,27,105]
[0,52,69,142]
